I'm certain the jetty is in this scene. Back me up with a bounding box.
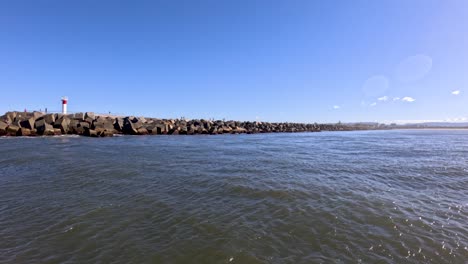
[0,111,376,137]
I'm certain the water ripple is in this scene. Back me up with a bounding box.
[1,130,468,263]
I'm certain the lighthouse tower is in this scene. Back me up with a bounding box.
[61,96,68,114]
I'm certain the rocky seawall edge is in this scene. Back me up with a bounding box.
[0,111,375,137]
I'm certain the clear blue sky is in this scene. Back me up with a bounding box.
[1,0,467,123]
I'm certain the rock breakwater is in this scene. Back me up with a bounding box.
[0,111,375,137]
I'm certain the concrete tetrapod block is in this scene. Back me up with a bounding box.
[33,111,43,120]
[114,118,124,132]
[18,128,31,136]
[137,127,149,135]
[35,119,55,135]
[85,112,95,120]
[0,121,8,135]
[55,116,71,134]
[35,119,46,133]
[73,112,85,120]
[43,114,56,125]
[7,125,20,136]
[20,118,35,130]
[92,118,114,131]
[85,129,98,137]
[5,112,17,123]
[122,118,140,134]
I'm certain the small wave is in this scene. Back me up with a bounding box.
[227,184,307,201]
[1,130,467,263]
[50,134,81,138]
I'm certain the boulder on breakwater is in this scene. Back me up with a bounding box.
[0,111,377,137]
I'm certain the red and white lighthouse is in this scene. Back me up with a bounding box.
[61,96,68,114]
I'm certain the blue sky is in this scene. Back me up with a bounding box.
[1,0,467,123]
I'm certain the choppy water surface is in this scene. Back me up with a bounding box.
[0,130,467,263]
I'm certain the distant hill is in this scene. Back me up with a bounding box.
[398,122,468,128]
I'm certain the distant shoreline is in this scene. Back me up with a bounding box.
[389,127,468,130]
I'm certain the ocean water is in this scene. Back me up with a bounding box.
[0,130,467,263]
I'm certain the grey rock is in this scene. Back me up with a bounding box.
[20,118,35,130]
[85,117,94,124]
[0,121,7,135]
[122,119,138,134]
[80,122,90,129]
[139,117,147,123]
[93,118,114,131]
[7,125,20,136]
[114,118,124,131]
[11,119,21,127]
[5,112,17,123]
[84,128,98,137]
[44,114,56,124]
[73,112,85,120]
[35,118,55,135]
[151,124,167,135]
[56,116,71,134]
[170,129,179,135]
[14,112,28,121]
[98,129,114,137]
[137,127,148,135]
[85,112,95,119]
[145,126,158,135]
[33,111,43,119]
[122,117,144,134]
[34,119,46,132]
[131,118,144,129]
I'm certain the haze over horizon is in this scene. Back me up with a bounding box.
[1,1,467,123]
